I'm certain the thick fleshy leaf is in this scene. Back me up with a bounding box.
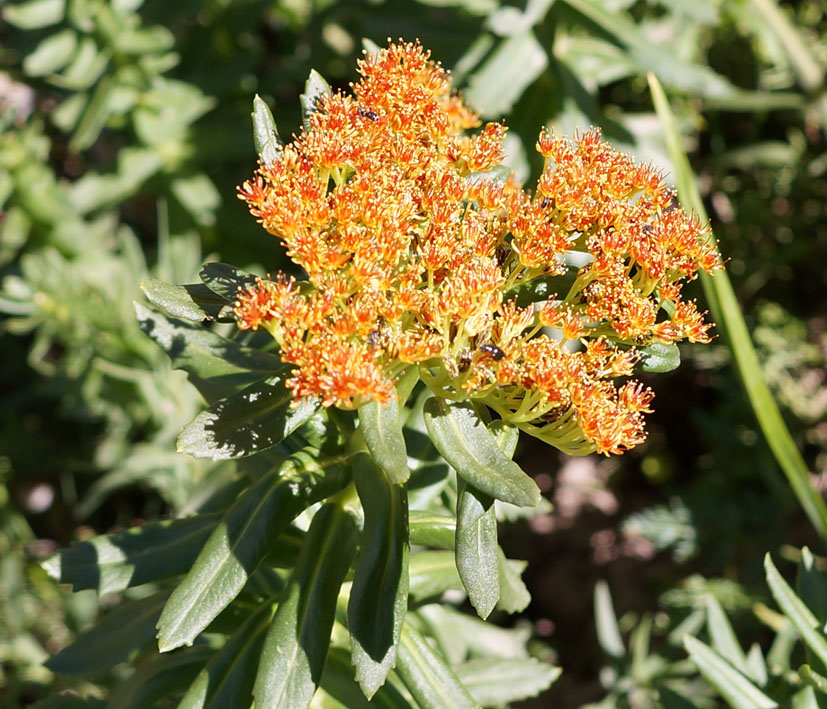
[42,513,219,595]
[765,553,827,669]
[423,398,540,507]
[496,549,530,614]
[455,479,498,619]
[177,371,318,460]
[594,580,625,661]
[157,449,351,651]
[683,636,777,709]
[650,73,827,541]
[320,646,410,709]
[408,551,463,601]
[178,595,277,709]
[141,278,230,323]
[254,503,359,709]
[23,28,77,76]
[359,393,410,484]
[456,657,561,706]
[706,595,751,679]
[638,342,680,373]
[409,511,455,549]
[107,646,214,709]
[136,303,282,402]
[198,262,260,303]
[396,622,476,709]
[349,453,410,698]
[300,69,332,133]
[252,94,281,165]
[46,592,169,676]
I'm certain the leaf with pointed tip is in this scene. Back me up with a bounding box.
[136,303,282,403]
[455,479,498,620]
[178,595,277,709]
[706,595,751,679]
[198,262,261,303]
[683,635,777,709]
[359,393,409,484]
[178,371,318,460]
[423,398,540,507]
[107,646,214,709]
[46,592,169,676]
[349,453,410,698]
[140,278,230,322]
[320,646,410,709]
[497,549,530,614]
[396,622,476,709]
[765,553,827,670]
[300,69,332,133]
[252,94,281,165]
[456,657,561,706]
[639,342,680,373]
[594,580,625,661]
[43,513,219,595]
[157,449,351,651]
[254,503,359,709]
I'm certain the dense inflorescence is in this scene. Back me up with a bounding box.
[235,40,721,456]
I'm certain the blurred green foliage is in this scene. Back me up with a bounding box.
[1,0,826,705]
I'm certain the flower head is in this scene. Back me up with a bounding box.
[236,40,721,454]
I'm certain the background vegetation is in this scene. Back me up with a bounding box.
[1,0,826,705]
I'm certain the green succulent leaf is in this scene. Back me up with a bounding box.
[423,398,540,507]
[706,595,752,679]
[408,551,463,601]
[684,635,777,709]
[320,646,410,709]
[177,370,318,460]
[396,622,477,709]
[42,513,219,595]
[496,549,530,614]
[455,479,499,620]
[349,453,410,698]
[638,342,681,373]
[300,69,332,133]
[46,592,169,676]
[178,595,277,709]
[254,503,359,709]
[409,510,455,549]
[359,388,410,484]
[198,262,261,303]
[157,449,351,651]
[456,657,561,706]
[252,94,282,165]
[141,278,230,322]
[136,303,283,403]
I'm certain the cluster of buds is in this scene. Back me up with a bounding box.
[235,40,721,456]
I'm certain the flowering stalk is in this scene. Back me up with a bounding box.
[235,40,721,456]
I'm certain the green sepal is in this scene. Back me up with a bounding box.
[156,448,352,651]
[42,512,219,595]
[455,479,499,620]
[46,592,169,676]
[423,398,540,507]
[396,622,477,709]
[300,69,332,133]
[348,453,410,698]
[638,342,680,373]
[254,503,359,709]
[178,595,277,709]
[177,369,318,460]
[252,94,281,165]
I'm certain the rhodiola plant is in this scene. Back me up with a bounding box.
[43,41,720,707]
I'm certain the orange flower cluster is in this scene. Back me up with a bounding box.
[235,40,721,455]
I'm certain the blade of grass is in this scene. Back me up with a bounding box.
[649,73,827,542]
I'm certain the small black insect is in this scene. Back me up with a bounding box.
[480,343,505,361]
[540,197,551,209]
[357,107,379,121]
